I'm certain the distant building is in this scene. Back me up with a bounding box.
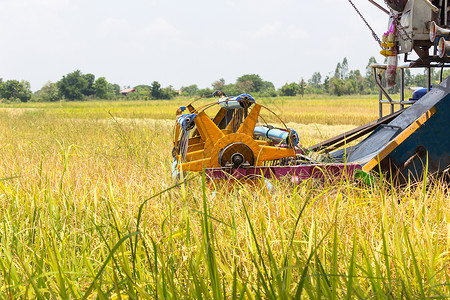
[119,88,136,95]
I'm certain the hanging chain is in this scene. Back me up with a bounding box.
[394,16,412,41]
[348,0,382,47]
[349,0,412,45]
[385,0,413,42]
[382,0,412,41]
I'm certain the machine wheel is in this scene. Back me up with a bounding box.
[218,143,255,168]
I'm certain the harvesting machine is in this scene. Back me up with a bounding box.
[172,0,449,185]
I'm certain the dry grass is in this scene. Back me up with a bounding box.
[0,98,448,298]
[2,94,382,126]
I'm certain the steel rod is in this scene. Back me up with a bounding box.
[445,0,448,25]
[372,65,394,119]
[367,0,389,14]
[400,68,405,110]
[379,90,383,118]
[380,100,416,104]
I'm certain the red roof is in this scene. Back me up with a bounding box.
[119,88,136,94]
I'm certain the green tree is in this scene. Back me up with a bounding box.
[108,83,121,98]
[151,81,161,99]
[129,85,151,100]
[212,78,225,91]
[236,74,264,93]
[134,84,152,90]
[262,80,275,91]
[159,86,175,99]
[299,78,306,96]
[308,72,322,88]
[181,84,199,96]
[95,77,109,99]
[329,77,345,96]
[365,56,378,92]
[197,87,213,97]
[34,81,59,102]
[259,87,277,97]
[57,70,88,100]
[280,82,299,96]
[403,68,412,87]
[334,62,342,80]
[323,75,330,93]
[411,72,427,87]
[349,70,365,94]
[221,84,238,96]
[341,57,349,79]
[236,80,254,94]
[0,80,32,102]
[82,73,96,96]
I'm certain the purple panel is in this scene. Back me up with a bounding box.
[205,163,362,184]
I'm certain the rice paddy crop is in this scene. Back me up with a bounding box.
[0,98,448,298]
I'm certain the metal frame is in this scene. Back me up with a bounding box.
[371,64,415,117]
[371,62,450,117]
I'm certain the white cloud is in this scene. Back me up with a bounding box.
[283,24,308,40]
[95,18,131,38]
[141,17,180,37]
[252,22,282,39]
[0,0,70,10]
[0,0,70,41]
[30,0,70,7]
[0,1,391,91]
[225,0,290,13]
[246,22,308,41]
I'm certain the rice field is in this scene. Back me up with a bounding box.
[0,96,448,299]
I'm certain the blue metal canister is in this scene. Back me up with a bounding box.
[254,126,299,146]
[217,94,256,109]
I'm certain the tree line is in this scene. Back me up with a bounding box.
[0,57,446,102]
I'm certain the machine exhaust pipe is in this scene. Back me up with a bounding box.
[430,21,450,42]
[437,37,450,58]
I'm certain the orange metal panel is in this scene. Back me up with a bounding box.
[237,104,261,136]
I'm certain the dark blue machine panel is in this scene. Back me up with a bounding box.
[331,76,449,179]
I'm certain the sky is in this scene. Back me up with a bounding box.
[0,0,389,91]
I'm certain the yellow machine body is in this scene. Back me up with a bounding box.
[173,101,296,173]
